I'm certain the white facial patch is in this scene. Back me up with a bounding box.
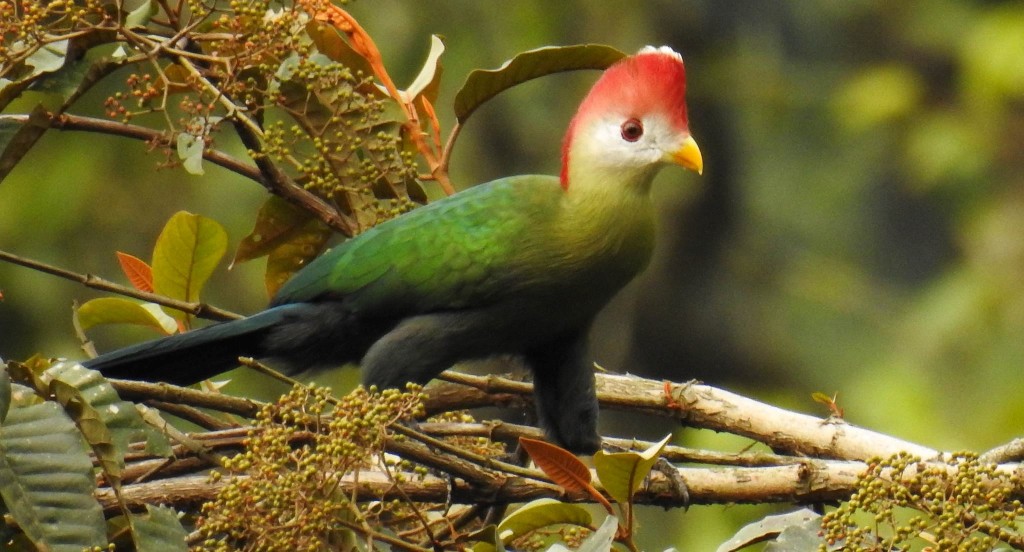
[637,45,683,61]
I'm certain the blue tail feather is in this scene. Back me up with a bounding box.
[83,304,309,385]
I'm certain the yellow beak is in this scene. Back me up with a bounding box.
[668,135,703,175]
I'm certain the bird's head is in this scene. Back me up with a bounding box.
[560,46,703,191]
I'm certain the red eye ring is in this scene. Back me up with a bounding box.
[620,118,644,142]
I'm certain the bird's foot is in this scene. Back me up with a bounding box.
[652,456,689,509]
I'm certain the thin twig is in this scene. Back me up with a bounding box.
[438,120,462,181]
[111,378,262,418]
[0,113,263,182]
[0,249,241,322]
[390,423,549,483]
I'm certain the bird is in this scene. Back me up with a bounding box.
[84,45,703,454]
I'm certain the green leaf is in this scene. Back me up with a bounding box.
[232,196,332,296]
[453,44,626,123]
[716,509,821,552]
[151,211,228,322]
[593,434,672,504]
[24,40,69,76]
[465,525,506,552]
[496,498,591,544]
[77,297,178,334]
[129,505,189,551]
[45,361,172,460]
[764,521,825,552]
[125,0,158,29]
[575,516,618,552]
[405,35,445,104]
[175,132,205,175]
[49,378,122,490]
[0,391,106,551]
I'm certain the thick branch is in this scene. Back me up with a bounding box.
[103,458,996,513]
[433,371,938,462]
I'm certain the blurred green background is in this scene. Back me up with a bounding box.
[2,0,1024,548]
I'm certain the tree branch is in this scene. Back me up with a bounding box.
[434,371,938,462]
[0,113,264,182]
[0,249,241,322]
[100,456,1024,514]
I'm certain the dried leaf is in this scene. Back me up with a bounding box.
[519,437,593,494]
[233,196,333,296]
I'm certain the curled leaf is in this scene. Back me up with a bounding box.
[593,434,671,504]
[405,35,445,104]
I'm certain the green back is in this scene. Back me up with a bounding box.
[272,175,563,315]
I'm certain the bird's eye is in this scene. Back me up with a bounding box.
[620,118,644,142]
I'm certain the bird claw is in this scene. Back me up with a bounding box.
[652,456,689,509]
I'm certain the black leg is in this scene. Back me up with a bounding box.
[525,330,601,454]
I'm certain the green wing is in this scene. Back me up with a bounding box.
[272,175,563,315]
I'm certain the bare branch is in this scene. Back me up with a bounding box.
[434,371,938,462]
[0,113,263,182]
[0,249,241,322]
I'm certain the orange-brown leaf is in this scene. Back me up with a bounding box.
[116,251,153,292]
[519,437,593,494]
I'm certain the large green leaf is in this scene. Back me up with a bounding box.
[151,211,228,322]
[453,44,625,123]
[77,297,178,334]
[496,498,592,544]
[45,361,172,459]
[49,378,121,490]
[0,387,106,551]
[129,504,189,551]
[717,508,821,552]
[574,516,618,552]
